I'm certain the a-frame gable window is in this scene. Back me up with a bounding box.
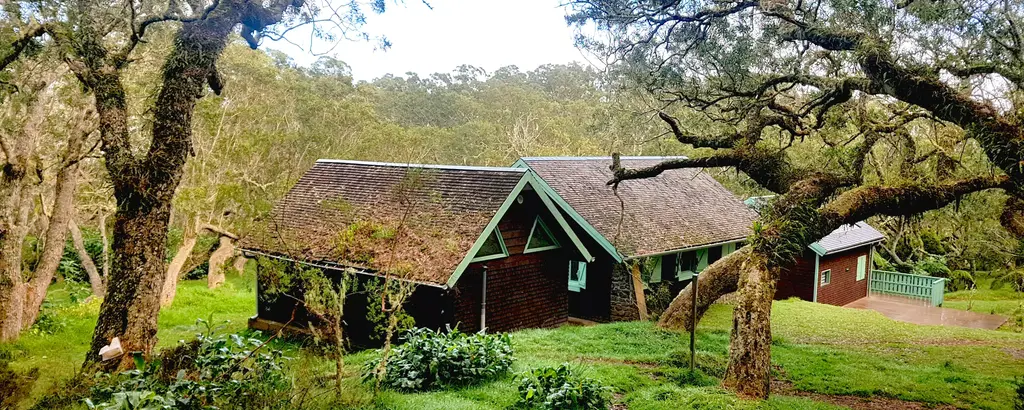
[524,216,560,253]
[472,228,509,262]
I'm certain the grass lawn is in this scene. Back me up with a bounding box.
[4,271,1024,409]
[944,275,1024,331]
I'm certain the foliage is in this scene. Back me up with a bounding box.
[363,327,514,391]
[0,349,39,409]
[363,278,417,344]
[911,255,952,277]
[644,282,676,319]
[1016,377,1024,410]
[993,270,1024,293]
[946,270,976,292]
[84,320,290,410]
[515,364,611,410]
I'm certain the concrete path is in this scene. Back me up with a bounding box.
[845,295,1008,330]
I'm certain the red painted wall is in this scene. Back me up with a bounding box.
[816,246,872,306]
[776,249,817,302]
[452,189,570,333]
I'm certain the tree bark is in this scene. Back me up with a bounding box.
[0,180,34,341]
[22,159,80,328]
[658,246,748,331]
[99,212,110,279]
[86,203,174,368]
[722,259,778,398]
[207,236,233,289]
[161,228,197,307]
[231,255,247,276]
[69,219,104,297]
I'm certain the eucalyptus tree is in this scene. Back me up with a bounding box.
[570,0,1024,398]
[0,0,387,369]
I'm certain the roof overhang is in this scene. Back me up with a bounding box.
[240,248,448,289]
[623,237,747,261]
[808,238,885,257]
[444,171,595,288]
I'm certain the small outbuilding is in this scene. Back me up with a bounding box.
[745,196,886,306]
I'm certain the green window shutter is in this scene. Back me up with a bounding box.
[568,260,587,291]
[651,257,663,283]
[696,248,709,272]
[525,216,560,253]
[723,243,736,255]
[472,228,508,262]
[856,255,867,281]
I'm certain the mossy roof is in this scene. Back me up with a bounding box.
[242,160,527,285]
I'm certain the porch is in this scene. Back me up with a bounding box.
[845,294,1008,330]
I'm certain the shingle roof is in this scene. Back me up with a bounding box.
[520,157,756,257]
[809,221,886,256]
[242,159,526,285]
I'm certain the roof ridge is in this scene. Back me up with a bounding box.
[520,156,689,161]
[316,159,527,173]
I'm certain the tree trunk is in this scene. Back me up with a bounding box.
[161,228,197,307]
[99,212,110,280]
[22,160,80,328]
[69,219,104,297]
[86,203,173,368]
[207,236,233,289]
[231,255,247,276]
[0,180,34,341]
[658,246,748,331]
[722,259,778,399]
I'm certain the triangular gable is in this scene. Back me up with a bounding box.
[512,159,625,262]
[446,172,594,288]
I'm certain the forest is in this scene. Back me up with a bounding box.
[2,0,1024,409]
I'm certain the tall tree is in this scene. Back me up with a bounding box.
[0,0,384,369]
[570,0,1024,398]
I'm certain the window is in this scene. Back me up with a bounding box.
[677,251,698,278]
[708,246,723,265]
[856,255,867,281]
[524,216,560,253]
[820,269,831,286]
[471,228,508,262]
[568,260,587,291]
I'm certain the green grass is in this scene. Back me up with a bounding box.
[4,273,1024,409]
[944,275,1024,330]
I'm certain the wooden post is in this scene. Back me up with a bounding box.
[690,272,698,372]
[631,263,649,320]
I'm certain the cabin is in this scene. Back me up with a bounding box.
[241,159,594,344]
[512,157,757,321]
[745,196,886,306]
[244,157,885,342]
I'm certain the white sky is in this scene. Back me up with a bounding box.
[264,0,592,81]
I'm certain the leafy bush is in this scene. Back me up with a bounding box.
[946,270,975,292]
[515,364,611,410]
[993,269,1024,292]
[85,320,291,410]
[1015,376,1024,410]
[645,282,675,319]
[912,255,951,277]
[0,349,39,409]
[363,327,513,391]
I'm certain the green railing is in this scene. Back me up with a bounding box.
[869,270,945,306]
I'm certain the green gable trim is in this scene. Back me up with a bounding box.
[471,227,509,263]
[445,172,595,288]
[809,242,827,256]
[524,216,560,253]
[512,159,625,263]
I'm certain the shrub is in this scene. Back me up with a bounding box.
[993,269,1024,292]
[86,321,291,410]
[362,327,514,391]
[515,364,611,410]
[0,350,39,410]
[946,270,975,292]
[645,282,675,319]
[1014,376,1024,410]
